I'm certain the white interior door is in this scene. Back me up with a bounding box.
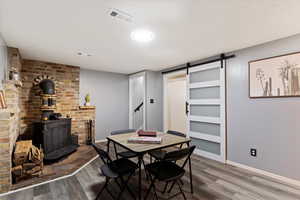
[163,70,188,134]
[129,72,146,130]
[187,60,226,163]
[167,77,187,134]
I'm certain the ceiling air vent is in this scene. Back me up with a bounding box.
[109,8,133,23]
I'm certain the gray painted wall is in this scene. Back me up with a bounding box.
[227,33,300,181]
[146,71,163,131]
[80,69,129,140]
[0,34,7,89]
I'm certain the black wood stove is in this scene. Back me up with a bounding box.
[33,118,78,161]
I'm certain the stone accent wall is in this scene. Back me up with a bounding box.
[6,47,22,153]
[21,59,95,144]
[4,81,21,154]
[0,112,11,193]
[0,48,22,193]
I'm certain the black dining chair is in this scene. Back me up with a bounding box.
[92,143,138,200]
[110,129,150,179]
[144,145,196,200]
[149,130,187,162]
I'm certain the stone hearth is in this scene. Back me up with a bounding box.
[11,145,97,190]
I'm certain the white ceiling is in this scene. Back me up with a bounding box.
[1,0,300,74]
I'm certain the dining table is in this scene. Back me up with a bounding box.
[106,131,193,200]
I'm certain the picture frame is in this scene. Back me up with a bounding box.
[249,51,300,98]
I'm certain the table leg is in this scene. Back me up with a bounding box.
[187,141,193,194]
[188,156,193,194]
[106,140,110,154]
[138,155,142,200]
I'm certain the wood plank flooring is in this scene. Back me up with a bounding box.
[2,143,300,200]
[11,145,97,190]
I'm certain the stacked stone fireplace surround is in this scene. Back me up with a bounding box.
[0,47,95,193]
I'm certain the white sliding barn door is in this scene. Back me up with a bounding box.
[187,60,226,163]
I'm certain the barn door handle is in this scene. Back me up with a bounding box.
[186,102,189,115]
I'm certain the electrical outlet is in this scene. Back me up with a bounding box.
[250,148,257,157]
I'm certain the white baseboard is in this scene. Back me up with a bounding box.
[226,160,300,188]
[0,155,99,197]
[194,149,224,163]
[95,139,107,143]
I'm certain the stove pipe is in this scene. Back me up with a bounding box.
[39,79,55,94]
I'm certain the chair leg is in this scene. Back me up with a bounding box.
[144,176,156,200]
[116,183,127,200]
[188,156,193,193]
[179,179,184,185]
[152,181,159,200]
[113,143,118,159]
[162,182,169,193]
[141,158,150,180]
[120,174,136,200]
[114,178,122,190]
[95,178,109,200]
[177,181,187,200]
[106,187,116,200]
[167,180,176,193]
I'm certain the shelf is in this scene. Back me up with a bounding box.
[79,106,96,110]
[40,94,56,97]
[40,106,56,111]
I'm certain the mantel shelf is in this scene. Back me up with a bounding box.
[79,106,96,110]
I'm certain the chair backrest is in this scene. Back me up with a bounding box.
[167,130,186,138]
[163,145,196,168]
[92,143,112,165]
[111,129,136,135]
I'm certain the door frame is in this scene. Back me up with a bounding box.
[129,71,146,129]
[163,70,187,133]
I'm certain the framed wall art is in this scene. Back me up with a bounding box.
[249,51,300,98]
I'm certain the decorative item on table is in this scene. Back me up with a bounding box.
[128,136,162,144]
[0,90,7,109]
[84,93,91,106]
[137,129,157,137]
[249,51,300,98]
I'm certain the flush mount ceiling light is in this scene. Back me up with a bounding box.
[131,29,154,43]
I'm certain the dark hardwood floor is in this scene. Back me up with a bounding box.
[1,143,300,200]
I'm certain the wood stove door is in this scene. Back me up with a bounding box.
[42,119,71,154]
